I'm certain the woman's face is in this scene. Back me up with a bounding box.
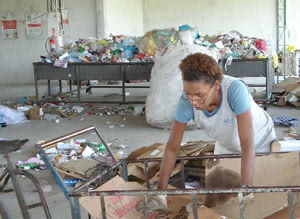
[183,80,220,110]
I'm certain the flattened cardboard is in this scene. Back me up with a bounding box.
[205,152,300,219]
[79,176,146,219]
[79,176,192,219]
[187,205,222,219]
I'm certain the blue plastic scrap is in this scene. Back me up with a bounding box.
[272,115,299,127]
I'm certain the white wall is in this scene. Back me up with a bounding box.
[287,0,300,48]
[96,0,144,38]
[143,0,277,51]
[0,0,97,85]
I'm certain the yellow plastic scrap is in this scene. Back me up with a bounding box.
[287,44,296,52]
[97,40,110,46]
[273,55,279,68]
[257,55,265,59]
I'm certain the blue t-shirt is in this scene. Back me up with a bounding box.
[175,80,251,123]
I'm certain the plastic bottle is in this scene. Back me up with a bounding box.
[82,142,106,151]
[49,28,56,50]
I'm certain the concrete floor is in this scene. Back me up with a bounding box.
[0,83,300,218]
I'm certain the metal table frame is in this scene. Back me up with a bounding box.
[33,62,154,104]
[33,59,273,105]
[37,126,298,219]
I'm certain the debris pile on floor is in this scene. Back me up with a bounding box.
[0,98,146,126]
[272,77,300,108]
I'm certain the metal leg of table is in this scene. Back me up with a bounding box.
[35,78,39,100]
[122,66,126,104]
[59,80,62,93]
[76,65,80,101]
[69,80,72,94]
[48,80,51,96]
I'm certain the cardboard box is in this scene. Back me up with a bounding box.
[271,140,300,152]
[204,152,300,219]
[126,141,215,183]
[28,108,42,120]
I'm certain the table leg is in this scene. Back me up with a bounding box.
[59,80,62,93]
[48,80,51,96]
[35,77,39,100]
[69,80,72,94]
[122,66,126,104]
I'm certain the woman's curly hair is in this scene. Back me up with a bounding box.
[179,53,223,84]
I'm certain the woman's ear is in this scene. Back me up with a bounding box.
[215,80,221,90]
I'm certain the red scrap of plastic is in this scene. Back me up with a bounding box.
[85,56,92,62]
[137,54,146,59]
[255,40,267,51]
[88,112,92,116]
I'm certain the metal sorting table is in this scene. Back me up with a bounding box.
[33,58,273,104]
[33,62,154,104]
[37,126,299,219]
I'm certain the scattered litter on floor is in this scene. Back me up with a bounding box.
[272,115,298,127]
[16,157,46,170]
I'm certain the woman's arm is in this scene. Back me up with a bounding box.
[157,120,187,189]
[237,109,255,185]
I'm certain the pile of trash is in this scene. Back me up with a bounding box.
[41,25,272,69]
[272,77,300,108]
[42,35,154,68]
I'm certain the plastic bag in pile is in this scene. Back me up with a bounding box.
[0,105,28,126]
[146,45,218,129]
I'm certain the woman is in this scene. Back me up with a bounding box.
[157,53,276,189]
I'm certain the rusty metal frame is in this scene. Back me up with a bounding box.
[37,126,300,219]
[36,126,121,219]
[69,152,300,219]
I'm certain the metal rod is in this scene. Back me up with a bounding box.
[76,65,80,101]
[69,186,300,197]
[40,126,95,148]
[124,152,291,163]
[192,195,198,219]
[36,100,147,104]
[100,195,107,219]
[238,192,245,219]
[69,80,72,93]
[287,190,294,219]
[36,145,79,218]
[48,80,51,96]
[121,160,129,182]
[87,85,150,89]
[15,169,51,218]
[5,153,31,219]
[94,128,117,163]
[59,80,62,93]
[180,160,185,189]
[144,161,150,189]
[122,65,126,104]
[73,162,121,192]
[143,195,149,219]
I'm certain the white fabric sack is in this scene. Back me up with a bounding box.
[146,45,218,129]
[0,105,28,126]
